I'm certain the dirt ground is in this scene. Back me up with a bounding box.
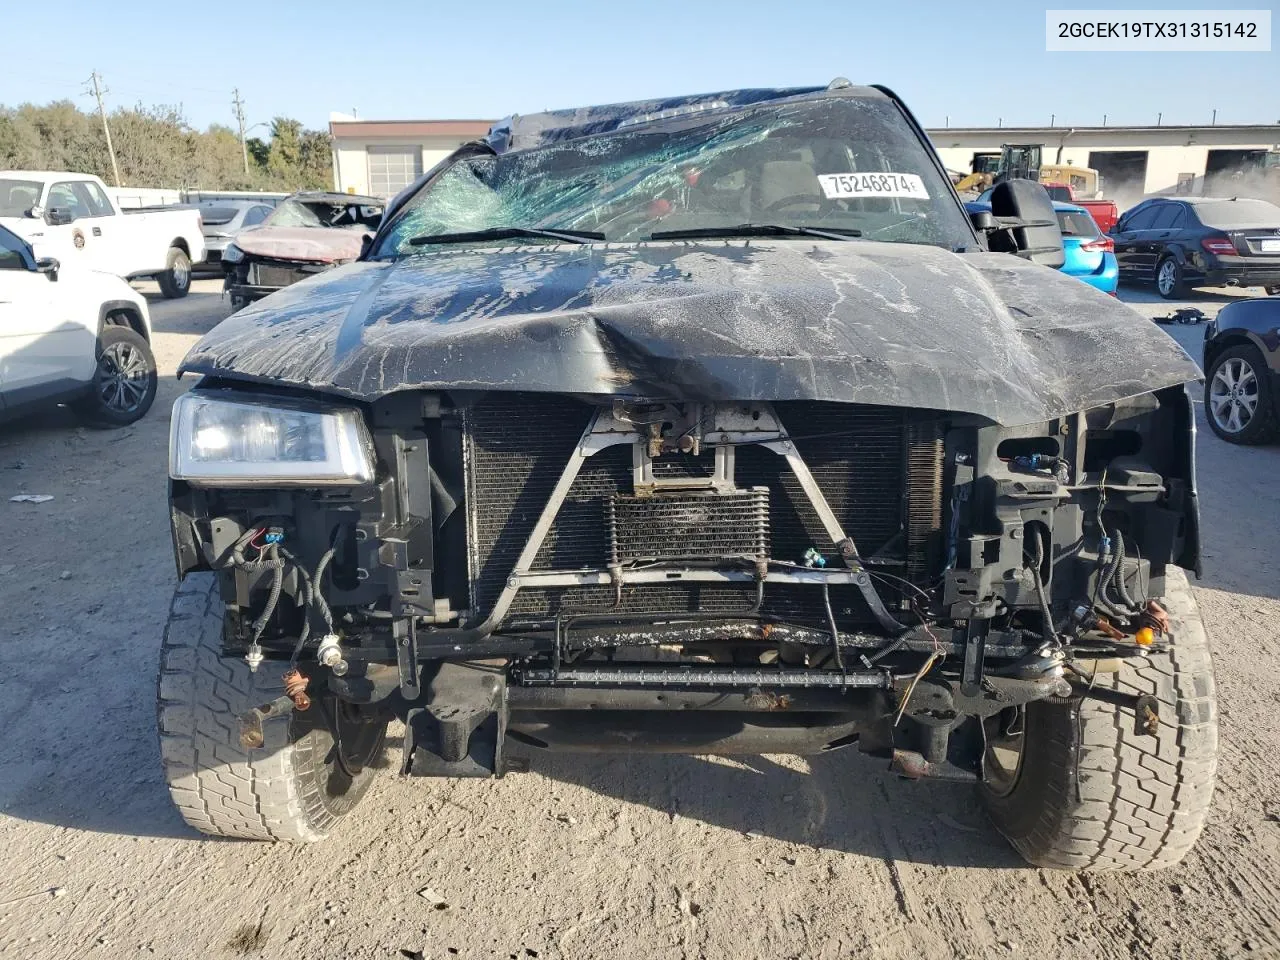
[2,278,1279,960]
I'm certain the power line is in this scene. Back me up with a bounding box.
[85,71,122,187]
[7,53,232,97]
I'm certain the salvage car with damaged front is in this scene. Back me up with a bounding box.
[159,82,1214,870]
[221,191,384,307]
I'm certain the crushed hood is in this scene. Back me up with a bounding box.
[234,226,367,263]
[180,240,1200,426]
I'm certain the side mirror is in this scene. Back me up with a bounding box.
[35,257,60,282]
[967,210,994,232]
[46,207,74,226]
[985,179,1065,269]
[359,232,374,260]
[26,205,44,219]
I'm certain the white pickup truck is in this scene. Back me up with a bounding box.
[0,171,206,298]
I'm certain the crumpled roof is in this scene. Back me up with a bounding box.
[484,84,867,155]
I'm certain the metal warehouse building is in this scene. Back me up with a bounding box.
[330,113,1279,203]
[930,124,1280,202]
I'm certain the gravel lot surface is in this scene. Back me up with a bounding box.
[1,278,1278,960]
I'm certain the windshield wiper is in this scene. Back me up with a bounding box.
[648,223,862,241]
[408,226,605,246]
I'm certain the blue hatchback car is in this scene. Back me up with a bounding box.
[965,200,1119,295]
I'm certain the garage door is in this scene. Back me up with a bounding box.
[368,146,423,197]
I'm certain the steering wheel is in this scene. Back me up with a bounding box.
[763,195,829,216]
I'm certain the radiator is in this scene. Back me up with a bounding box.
[462,394,943,631]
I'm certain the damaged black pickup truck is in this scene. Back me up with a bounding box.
[159,81,1214,870]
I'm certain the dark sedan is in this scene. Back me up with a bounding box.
[1202,295,1280,443]
[1111,196,1280,299]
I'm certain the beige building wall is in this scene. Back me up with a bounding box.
[332,143,373,195]
[331,137,470,196]
[328,119,494,198]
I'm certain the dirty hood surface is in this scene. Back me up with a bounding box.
[181,240,1199,426]
[233,226,366,263]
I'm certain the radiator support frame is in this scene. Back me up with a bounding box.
[460,402,909,641]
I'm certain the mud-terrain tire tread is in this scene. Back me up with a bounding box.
[981,566,1217,871]
[1203,343,1280,445]
[156,572,380,841]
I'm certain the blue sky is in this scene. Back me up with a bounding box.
[2,1,1275,132]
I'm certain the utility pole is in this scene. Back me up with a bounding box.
[232,88,249,174]
[86,71,121,187]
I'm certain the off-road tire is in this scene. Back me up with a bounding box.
[981,566,1217,871]
[72,326,157,428]
[157,246,191,298]
[1155,255,1187,299]
[1204,343,1280,445]
[157,572,386,842]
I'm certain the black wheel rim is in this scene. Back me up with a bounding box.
[96,341,152,413]
[982,708,1025,797]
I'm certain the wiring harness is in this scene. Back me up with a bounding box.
[226,525,343,671]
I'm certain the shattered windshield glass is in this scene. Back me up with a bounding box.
[377,96,972,253]
[268,198,383,229]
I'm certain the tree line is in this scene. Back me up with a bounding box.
[0,100,333,192]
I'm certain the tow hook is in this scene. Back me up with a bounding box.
[891,748,930,779]
[239,668,314,748]
[1069,683,1160,737]
[237,694,295,749]
[888,749,977,783]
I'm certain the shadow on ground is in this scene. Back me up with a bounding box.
[521,746,1026,869]
[3,686,1022,869]
[1117,281,1261,306]
[0,378,187,450]
[1190,407,1280,602]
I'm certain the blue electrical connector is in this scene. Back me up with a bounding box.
[1013,453,1050,471]
[802,547,827,568]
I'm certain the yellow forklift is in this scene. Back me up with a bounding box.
[955,144,1102,199]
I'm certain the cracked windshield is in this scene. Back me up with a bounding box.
[378,96,971,253]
